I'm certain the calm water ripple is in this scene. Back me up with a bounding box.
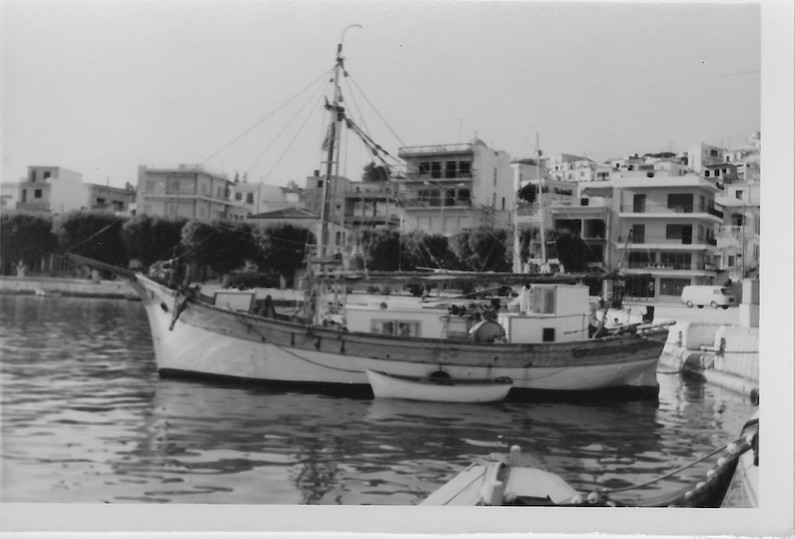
[0,295,755,505]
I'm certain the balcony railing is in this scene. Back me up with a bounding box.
[619,204,724,218]
[398,143,473,156]
[401,172,474,182]
[618,234,718,247]
[401,197,472,208]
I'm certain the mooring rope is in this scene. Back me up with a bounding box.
[598,436,749,493]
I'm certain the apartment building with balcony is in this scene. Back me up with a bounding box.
[396,138,513,236]
[715,180,760,280]
[136,164,247,221]
[345,180,401,230]
[511,158,580,271]
[580,169,724,302]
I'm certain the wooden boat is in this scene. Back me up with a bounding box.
[722,412,759,507]
[422,440,753,507]
[366,369,512,403]
[65,35,672,399]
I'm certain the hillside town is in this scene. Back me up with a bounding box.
[1,130,760,305]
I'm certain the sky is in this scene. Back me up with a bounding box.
[0,0,770,189]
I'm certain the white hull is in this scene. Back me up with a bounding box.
[133,275,668,395]
[366,370,512,403]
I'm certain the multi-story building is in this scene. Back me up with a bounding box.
[598,171,724,301]
[396,138,514,236]
[136,164,247,221]
[1,182,20,212]
[345,180,401,231]
[688,142,727,174]
[715,180,760,280]
[511,158,579,271]
[12,166,133,215]
[231,181,287,216]
[544,153,596,182]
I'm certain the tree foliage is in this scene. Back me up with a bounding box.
[181,220,256,275]
[399,230,454,271]
[517,183,537,204]
[362,162,390,183]
[0,213,57,268]
[122,215,187,267]
[360,228,402,271]
[555,229,598,273]
[450,226,511,272]
[54,211,126,265]
[255,224,315,285]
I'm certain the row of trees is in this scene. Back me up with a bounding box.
[1,211,599,283]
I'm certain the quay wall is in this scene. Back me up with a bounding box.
[661,320,759,398]
[0,276,139,300]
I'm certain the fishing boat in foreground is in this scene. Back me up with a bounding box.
[421,440,753,507]
[66,35,672,399]
[366,369,512,403]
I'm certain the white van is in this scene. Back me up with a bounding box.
[680,285,737,310]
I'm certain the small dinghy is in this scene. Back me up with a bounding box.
[366,369,513,403]
[422,440,753,507]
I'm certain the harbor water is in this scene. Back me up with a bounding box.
[0,295,756,505]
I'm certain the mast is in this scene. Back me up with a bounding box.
[319,25,360,260]
[537,133,549,272]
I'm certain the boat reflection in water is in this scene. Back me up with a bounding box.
[0,296,755,505]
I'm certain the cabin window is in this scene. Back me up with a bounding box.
[370,319,420,338]
[531,287,555,314]
[542,328,555,342]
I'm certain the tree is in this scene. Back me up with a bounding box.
[0,214,57,273]
[54,211,126,265]
[450,226,511,272]
[181,220,256,276]
[517,183,537,204]
[362,162,390,183]
[555,229,598,273]
[122,215,187,267]
[255,224,315,286]
[400,230,454,271]
[360,229,402,271]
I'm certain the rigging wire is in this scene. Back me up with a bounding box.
[253,76,332,182]
[347,73,408,149]
[197,67,334,170]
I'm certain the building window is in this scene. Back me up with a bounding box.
[235,193,242,201]
[633,194,646,213]
[659,278,691,297]
[727,255,735,267]
[667,193,693,213]
[419,162,430,175]
[735,190,743,200]
[704,170,710,177]
[246,193,254,204]
[34,189,42,199]
[666,224,693,244]
[630,224,645,243]
[43,171,51,179]
[459,161,471,175]
[445,161,457,178]
[29,171,37,182]
[96,197,105,204]
[501,197,505,210]
[660,252,691,270]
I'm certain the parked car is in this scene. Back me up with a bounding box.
[681,285,737,310]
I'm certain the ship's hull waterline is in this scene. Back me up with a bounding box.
[134,275,668,397]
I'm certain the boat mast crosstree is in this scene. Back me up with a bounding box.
[67,35,672,399]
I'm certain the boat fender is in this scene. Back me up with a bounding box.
[570,493,587,505]
[587,491,606,504]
